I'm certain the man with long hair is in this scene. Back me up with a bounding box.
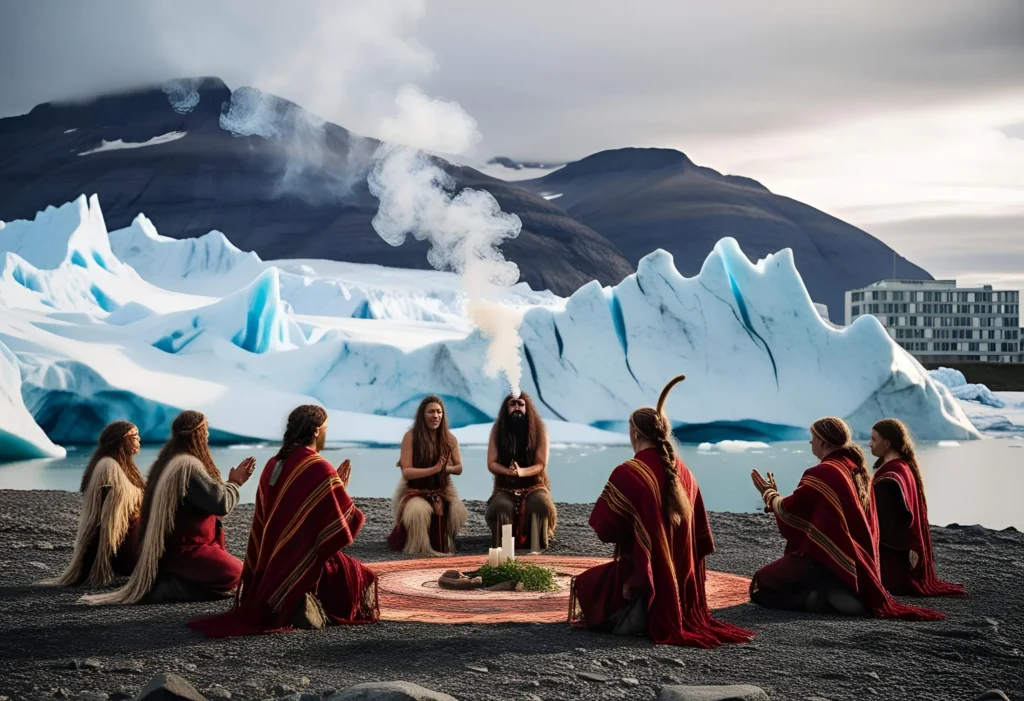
[81,410,255,605]
[485,392,556,553]
[569,376,754,647]
[387,395,467,556]
[750,416,943,620]
[189,405,379,636]
[870,418,966,597]
[41,421,145,587]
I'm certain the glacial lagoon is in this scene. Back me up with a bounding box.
[1,438,1020,531]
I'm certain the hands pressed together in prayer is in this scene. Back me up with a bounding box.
[337,459,352,488]
[751,469,780,512]
[229,456,257,486]
[509,460,520,477]
[434,450,450,476]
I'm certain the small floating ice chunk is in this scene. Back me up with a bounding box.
[697,440,770,453]
[937,440,961,448]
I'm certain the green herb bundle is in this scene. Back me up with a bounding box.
[476,560,558,592]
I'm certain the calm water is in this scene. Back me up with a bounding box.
[1,440,1021,530]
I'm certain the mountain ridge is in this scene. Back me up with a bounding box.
[0,78,931,310]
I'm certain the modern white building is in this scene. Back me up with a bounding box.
[844,279,1022,363]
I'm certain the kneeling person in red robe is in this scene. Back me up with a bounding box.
[869,418,966,597]
[190,405,379,636]
[750,417,943,620]
[81,411,255,605]
[569,376,754,647]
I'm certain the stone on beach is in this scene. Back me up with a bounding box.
[326,681,457,701]
[134,673,208,701]
[658,685,769,701]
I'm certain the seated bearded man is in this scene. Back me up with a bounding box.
[41,421,145,587]
[81,410,255,605]
[569,376,754,647]
[387,395,467,556]
[485,392,556,553]
[190,405,379,636]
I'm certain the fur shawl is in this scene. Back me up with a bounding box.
[39,457,143,587]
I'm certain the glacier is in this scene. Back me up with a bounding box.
[0,195,980,460]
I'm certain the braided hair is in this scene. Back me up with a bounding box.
[275,405,329,463]
[80,420,145,492]
[811,417,871,512]
[629,375,691,527]
[872,418,927,510]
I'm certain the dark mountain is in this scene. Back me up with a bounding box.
[0,80,930,311]
[518,148,931,316]
[0,78,633,297]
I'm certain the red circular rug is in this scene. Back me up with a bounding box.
[368,555,751,624]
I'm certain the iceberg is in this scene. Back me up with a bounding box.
[109,214,264,296]
[0,340,65,460]
[927,367,1005,408]
[0,195,980,455]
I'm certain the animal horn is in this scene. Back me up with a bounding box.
[656,375,686,415]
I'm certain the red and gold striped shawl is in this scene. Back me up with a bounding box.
[873,459,966,597]
[189,447,365,636]
[587,447,754,646]
[774,449,943,620]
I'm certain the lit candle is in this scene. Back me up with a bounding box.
[488,548,499,567]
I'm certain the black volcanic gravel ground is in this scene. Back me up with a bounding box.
[0,490,1021,701]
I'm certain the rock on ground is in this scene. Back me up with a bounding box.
[658,685,769,701]
[0,491,1022,701]
[135,673,208,701]
[327,681,457,701]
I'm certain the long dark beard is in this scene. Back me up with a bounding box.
[501,418,529,466]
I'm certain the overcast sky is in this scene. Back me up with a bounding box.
[1,0,1022,291]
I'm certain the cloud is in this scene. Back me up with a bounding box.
[1001,122,1024,140]
[2,0,1021,160]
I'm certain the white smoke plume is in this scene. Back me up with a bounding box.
[369,88,526,396]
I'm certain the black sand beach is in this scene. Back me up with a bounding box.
[0,490,1021,701]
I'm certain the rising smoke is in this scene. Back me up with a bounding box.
[368,88,526,396]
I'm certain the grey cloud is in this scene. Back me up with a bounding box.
[1,0,1021,160]
[1002,122,1024,140]
[868,213,1024,278]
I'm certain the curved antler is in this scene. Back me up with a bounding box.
[656,375,686,415]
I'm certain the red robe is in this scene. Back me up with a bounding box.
[160,504,242,597]
[569,448,754,647]
[764,449,943,620]
[873,459,966,597]
[189,448,379,637]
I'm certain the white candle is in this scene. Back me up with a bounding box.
[501,523,515,562]
[496,546,506,565]
[488,548,499,567]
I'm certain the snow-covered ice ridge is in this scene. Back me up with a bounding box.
[0,195,978,460]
